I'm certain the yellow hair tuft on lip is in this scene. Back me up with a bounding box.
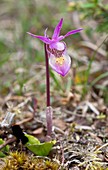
[56,56,65,65]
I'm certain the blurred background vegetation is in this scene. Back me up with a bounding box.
[0,0,108,108]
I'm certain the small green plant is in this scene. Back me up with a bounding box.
[0,138,9,158]
[0,115,56,157]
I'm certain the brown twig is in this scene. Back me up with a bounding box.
[0,137,16,150]
[15,115,34,126]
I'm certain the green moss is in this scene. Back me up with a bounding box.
[2,151,60,170]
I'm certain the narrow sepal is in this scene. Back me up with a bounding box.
[52,18,63,39]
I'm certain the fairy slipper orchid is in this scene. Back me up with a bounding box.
[27,18,82,76]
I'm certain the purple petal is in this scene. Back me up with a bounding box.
[49,52,71,76]
[64,28,83,38]
[27,32,51,44]
[49,42,65,50]
[52,18,63,39]
[57,35,64,41]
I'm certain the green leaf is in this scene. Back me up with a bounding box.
[90,72,108,87]
[24,134,56,156]
[25,134,40,145]
[26,140,56,156]
[50,69,63,91]
[0,138,9,157]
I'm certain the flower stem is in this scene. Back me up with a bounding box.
[44,43,50,107]
[44,43,52,138]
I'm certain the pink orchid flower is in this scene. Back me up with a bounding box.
[27,18,82,76]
